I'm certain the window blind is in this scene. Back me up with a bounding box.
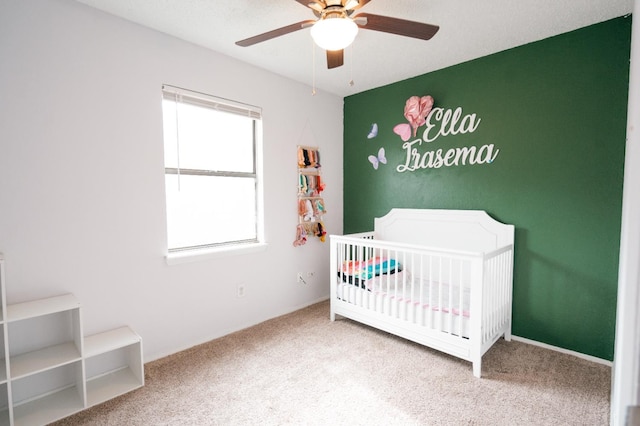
[162,84,262,120]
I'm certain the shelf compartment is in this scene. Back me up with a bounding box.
[8,307,83,380]
[0,258,5,324]
[7,294,79,323]
[12,386,83,426]
[9,342,81,380]
[0,383,9,426]
[11,361,85,426]
[85,327,143,407]
[84,327,141,358]
[86,367,142,407]
[0,326,7,384]
[85,327,144,407]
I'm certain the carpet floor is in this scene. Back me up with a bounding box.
[53,300,611,425]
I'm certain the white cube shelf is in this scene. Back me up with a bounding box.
[84,327,143,407]
[11,361,84,426]
[0,255,144,425]
[0,383,9,426]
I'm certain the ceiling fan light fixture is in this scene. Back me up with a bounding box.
[310,17,358,51]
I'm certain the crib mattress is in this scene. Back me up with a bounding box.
[336,272,471,337]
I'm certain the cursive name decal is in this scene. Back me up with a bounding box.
[397,138,499,172]
[393,98,500,173]
[422,107,481,142]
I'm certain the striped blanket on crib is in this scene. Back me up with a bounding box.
[339,257,401,288]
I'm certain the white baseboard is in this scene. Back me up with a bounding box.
[511,335,613,367]
[147,296,331,363]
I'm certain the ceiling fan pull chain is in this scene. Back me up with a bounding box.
[349,43,355,87]
[312,40,317,96]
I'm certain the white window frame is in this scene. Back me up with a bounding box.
[161,85,266,264]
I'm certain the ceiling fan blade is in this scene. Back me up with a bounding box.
[308,2,324,12]
[326,49,344,69]
[236,20,316,47]
[354,13,439,40]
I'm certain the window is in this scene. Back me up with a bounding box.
[161,85,263,255]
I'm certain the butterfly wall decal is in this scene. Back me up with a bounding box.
[393,123,411,142]
[368,147,387,170]
[367,123,378,139]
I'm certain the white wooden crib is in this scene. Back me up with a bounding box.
[329,209,514,377]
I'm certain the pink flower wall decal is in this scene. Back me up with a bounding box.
[404,95,434,137]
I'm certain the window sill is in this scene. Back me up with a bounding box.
[165,242,268,265]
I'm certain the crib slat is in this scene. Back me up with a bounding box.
[438,255,444,331]
[458,260,464,337]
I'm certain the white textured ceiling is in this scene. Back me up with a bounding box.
[74,0,633,97]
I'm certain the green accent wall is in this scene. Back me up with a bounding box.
[343,16,631,360]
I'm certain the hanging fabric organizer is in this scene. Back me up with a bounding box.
[294,146,327,246]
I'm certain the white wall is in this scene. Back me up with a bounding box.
[0,0,344,361]
[611,0,640,423]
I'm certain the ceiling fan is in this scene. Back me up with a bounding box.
[235,0,439,69]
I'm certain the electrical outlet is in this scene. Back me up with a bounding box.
[237,284,246,298]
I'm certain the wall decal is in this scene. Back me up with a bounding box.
[393,123,411,142]
[404,95,435,137]
[422,106,481,142]
[368,147,387,170]
[367,123,378,139]
[393,96,500,173]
